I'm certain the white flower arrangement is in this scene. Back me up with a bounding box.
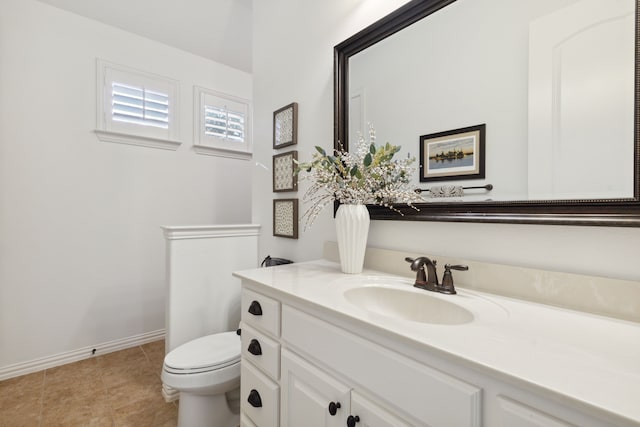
[296,124,423,229]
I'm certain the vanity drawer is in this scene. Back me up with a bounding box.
[282,305,482,427]
[241,361,279,427]
[240,413,257,427]
[240,321,280,380]
[241,288,281,337]
[496,396,576,427]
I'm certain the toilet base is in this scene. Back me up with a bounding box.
[162,383,179,403]
[177,391,239,427]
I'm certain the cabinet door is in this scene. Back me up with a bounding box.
[281,349,351,427]
[351,391,414,427]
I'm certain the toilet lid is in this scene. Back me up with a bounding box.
[164,331,240,373]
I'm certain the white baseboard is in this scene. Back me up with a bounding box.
[0,329,165,381]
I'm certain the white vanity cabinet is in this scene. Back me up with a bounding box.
[280,349,351,427]
[280,304,481,427]
[281,348,412,427]
[350,392,414,427]
[240,413,257,427]
[238,275,639,427]
[240,288,282,426]
[494,396,576,427]
[240,285,479,426]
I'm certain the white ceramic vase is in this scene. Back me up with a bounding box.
[335,204,370,274]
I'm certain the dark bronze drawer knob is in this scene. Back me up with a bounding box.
[247,389,262,408]
[248,300,263,316]
[248,339,262,356]
[347,415,360,427]
[328,401,341,415]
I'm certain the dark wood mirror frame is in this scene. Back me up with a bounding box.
[334,0,640,227]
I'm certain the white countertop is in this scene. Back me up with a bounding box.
[234,259,640,425]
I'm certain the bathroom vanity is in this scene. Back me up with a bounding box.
[234,260,640,427]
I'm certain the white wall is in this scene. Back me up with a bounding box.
[0,0,252,370]
[252,0,414,263]
[349,0,537,200]
[252,0,640,281]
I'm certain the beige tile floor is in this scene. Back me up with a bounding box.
[0,340,178,427]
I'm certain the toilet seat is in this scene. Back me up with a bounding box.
[162,331,241,396]
[164,331,240,375]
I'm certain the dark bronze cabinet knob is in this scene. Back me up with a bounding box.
[328,401,341,415]
[247,389,262,408]
[347,415,360,427]
[248,339,262,356]
[248,300,263,316]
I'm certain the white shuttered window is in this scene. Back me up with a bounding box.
[194,86,251,160]
[96,59,180,150]
[111,82,169,129]
[205,105,245,142]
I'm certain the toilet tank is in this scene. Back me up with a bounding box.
[162,224,260,353]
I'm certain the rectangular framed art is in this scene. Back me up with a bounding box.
[419,124,486,182]
[273,151,298,192]
[273,102,298,149]
[273,198,299,239]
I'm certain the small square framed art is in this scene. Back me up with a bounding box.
[273,199,299,239]
[273,151,298,192]
[273,102,298,149]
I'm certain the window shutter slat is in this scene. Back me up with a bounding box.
[111,81,169,129]
[204,105,245,142]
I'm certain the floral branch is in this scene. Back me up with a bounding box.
[295,124,423,230]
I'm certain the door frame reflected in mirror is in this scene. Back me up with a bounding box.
[334,0,640,227]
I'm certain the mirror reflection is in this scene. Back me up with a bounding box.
[348,0,635,202]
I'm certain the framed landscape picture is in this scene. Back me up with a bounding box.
[419,124,486,182]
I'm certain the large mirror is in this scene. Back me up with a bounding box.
[335,0,640,226]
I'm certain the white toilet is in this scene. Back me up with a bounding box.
[162,331,241,427]
[160,224,260,427]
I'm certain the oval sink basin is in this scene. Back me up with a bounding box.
[344,285,474,325]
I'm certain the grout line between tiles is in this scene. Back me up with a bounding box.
[37,370,45,427]
[140,344,151,365]
[96,353,116,426]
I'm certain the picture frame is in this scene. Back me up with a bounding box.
[273,102,298,149]
[273,199,299,239]
[419,124,486,182]
[273,151,298,192]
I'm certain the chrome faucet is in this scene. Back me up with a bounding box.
[405,257,468,295]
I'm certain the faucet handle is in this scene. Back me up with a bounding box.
[404,256,437,270]
[405,257,423,271]
[440,264,468,294]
